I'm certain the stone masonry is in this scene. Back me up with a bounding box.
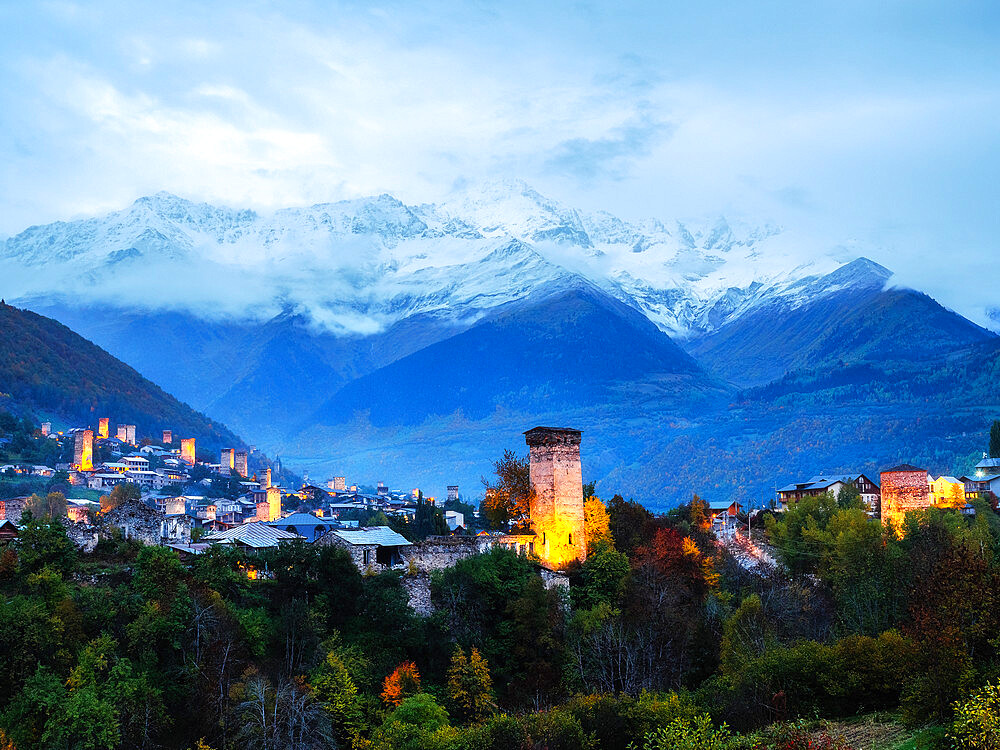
[524,426,586,569]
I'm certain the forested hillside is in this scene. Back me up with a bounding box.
[0,302,243,450]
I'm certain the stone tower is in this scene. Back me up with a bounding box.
[180,438,196,466]
[162,430,172,444]
[524,426,586,569]
[221,448,235,470]
[234,450,249,478]
[73,429,94,471]
[98,418,109,439]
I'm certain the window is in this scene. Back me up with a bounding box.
[362,549,371,566]
[542,532,546,545]
[568,533,573,545]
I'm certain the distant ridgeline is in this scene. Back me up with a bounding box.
[0,301,242,452]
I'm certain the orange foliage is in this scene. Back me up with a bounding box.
[381,661,421,707]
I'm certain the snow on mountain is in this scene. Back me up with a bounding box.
[0,181,883,338]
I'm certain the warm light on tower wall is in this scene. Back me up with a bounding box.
[74,429,94,471]
[181,438,196,466]
[524,426,587,570]
[98,418,109,439]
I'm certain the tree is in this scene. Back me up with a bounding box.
[607,495,653,559]
[311,648,363,744]
[99,483,140,514]
[381,662,421,707]
[447,646,495,722]
[481,450,534,529]
[951,680,1000,749]
[991,420,1000,458]
[25,492,66,520]
[584,496,613,551]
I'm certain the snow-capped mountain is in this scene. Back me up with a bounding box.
[1,179,868,338]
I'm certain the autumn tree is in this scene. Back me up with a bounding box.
[446,645,495,722]
[381,662,421,707]
[584,495,613,551]
[25,492,66,520]
[99,483,141,513]
[481,450,533,529]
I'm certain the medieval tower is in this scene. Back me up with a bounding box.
[98,417,109,439]
[180,438,196,466]
[524,426,586,569]
[73,429,94,471]
[162,430,172,444]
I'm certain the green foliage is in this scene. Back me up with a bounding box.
[991,420,1000,459]
[572,539,630,610]
[16,516,77,576]
[633,714,742,750]
[950,680,1000,749]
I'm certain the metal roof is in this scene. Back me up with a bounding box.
[330,526,412,548]
[203,522,303,548]
[268,512,338,528]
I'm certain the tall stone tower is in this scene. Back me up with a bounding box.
[73,429,94,471]
[98,418,109,439]
[124,424,136,445]
[180,438,196,466]
[234,450,249,478]
[221,448,235,470]
[116,425,127,441]
[524,426,586,569]
[162,430,172,444]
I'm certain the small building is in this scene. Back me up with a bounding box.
[268,512,340,542]
[202,522,303,550]
[930,475,966,508]
[444,510,465,531]
[0,520,18,541]
[708,500,743,527]
[776,474,881,514]
[317,526,413,571]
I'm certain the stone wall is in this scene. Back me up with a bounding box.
[0,497,26,524]
[101,497,162,545]
[401,572,433,616]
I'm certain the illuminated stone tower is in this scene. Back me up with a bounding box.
[524,426,586,569]
[124,424,136,445]
[263,467,272,488]
[162,430,172,444]
[234,450,249,478]
[73,429,94,471]
[116,425,127,441]
[221,448,235,471]
[98,418,109,439]
[180,438,196,466]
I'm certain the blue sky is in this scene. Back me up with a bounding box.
[1,0,999,323]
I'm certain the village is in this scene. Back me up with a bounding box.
[3,415,999,572]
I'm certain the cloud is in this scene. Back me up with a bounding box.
[543,111,674,181]
[0,0,997,328]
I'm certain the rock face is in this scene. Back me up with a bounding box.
[524,427,586,570]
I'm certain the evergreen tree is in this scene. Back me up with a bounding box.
[991,420,1000,458]
[447,645,495,722]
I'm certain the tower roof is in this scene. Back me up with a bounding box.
[524,426,582,447]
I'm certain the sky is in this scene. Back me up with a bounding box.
[1,0,999,325]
